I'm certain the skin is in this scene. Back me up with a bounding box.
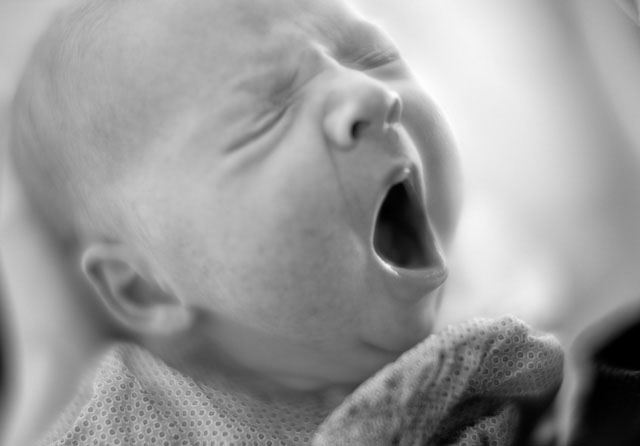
[6,0,461,409]
[2,2,462,442]
[87,0,463,393]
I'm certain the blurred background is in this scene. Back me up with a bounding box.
[350,1,640,437]
[349,0,640,340]
[2,0,640,441]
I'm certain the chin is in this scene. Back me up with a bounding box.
[362,292,441,357]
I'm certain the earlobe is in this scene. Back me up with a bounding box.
[81,243,193,336]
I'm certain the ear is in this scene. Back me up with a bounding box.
[81,242,193,336]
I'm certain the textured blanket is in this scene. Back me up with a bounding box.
[39,316,563,446]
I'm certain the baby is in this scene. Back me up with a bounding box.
[5,0,563,445]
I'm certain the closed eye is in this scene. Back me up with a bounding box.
[349,47,401,70]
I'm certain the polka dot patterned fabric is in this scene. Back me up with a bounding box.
[313,316,564,446]
[38,316,563,446]
[38,345,331,446]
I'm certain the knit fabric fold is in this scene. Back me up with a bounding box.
[39,316,563,446]
[313,316,563,446]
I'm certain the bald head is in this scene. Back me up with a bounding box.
[9,0,396,248]
[10,0,201,246]
[6,0,464,397]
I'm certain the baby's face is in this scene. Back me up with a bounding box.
[127,0,461,388]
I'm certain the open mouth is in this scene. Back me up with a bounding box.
[372,179,431,269]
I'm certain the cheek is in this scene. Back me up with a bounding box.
[401,88,463,246]
[170,155,365,338]
[238,178,363,327]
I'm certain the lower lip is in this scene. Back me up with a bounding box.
[379,260,448,282]
[373,255,448,304]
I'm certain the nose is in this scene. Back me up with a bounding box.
[323,71,402,150]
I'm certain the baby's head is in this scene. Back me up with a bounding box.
[11,0,461,391]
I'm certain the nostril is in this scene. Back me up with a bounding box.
[386,97,402,125]
[351,120,370,140]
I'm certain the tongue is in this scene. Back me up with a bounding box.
[375,221,425,268]
[373,182,429,269]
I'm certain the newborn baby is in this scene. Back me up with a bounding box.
[7,0,562,444]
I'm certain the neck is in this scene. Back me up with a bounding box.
[140,319,356,409]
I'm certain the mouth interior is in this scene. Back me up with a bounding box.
[373,180,431,269]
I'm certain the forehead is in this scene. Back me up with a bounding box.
[136,0,391,151]
[150,0,383,90]
[167,0,360,48]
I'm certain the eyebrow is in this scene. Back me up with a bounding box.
[334,20,402,68]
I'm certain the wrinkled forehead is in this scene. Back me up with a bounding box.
[166,0,361,52]
[124,0,391,146]
[148,0,377,89]
[102,0,391,162]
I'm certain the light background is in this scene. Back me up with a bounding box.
[347,0,640,343]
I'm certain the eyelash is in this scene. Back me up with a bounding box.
[351,47,401,70]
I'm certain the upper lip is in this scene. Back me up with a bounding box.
[327,124,448,298]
